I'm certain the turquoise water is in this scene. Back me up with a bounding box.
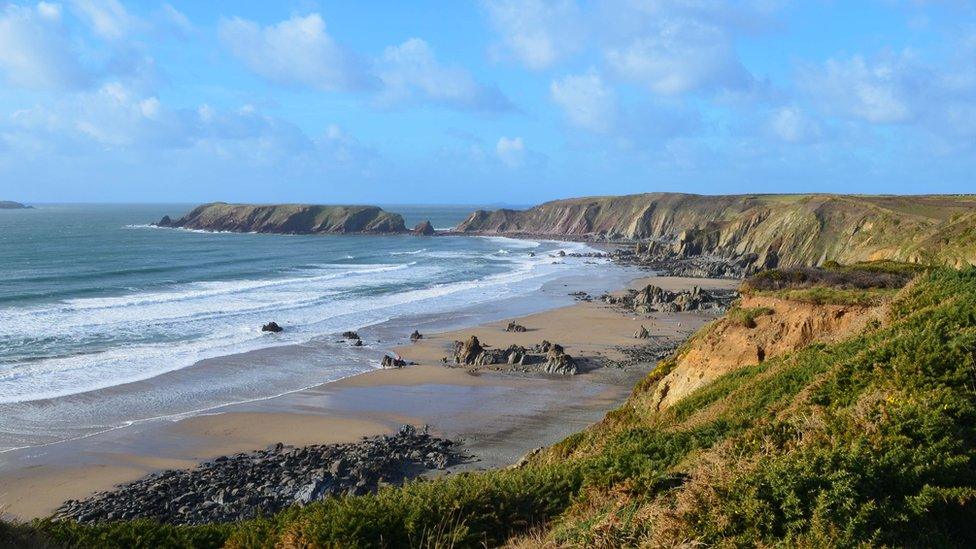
[0,204,631,450]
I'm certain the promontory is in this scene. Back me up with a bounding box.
[0,201,31,209]
[454,192,976,269]
[155,203,407,234]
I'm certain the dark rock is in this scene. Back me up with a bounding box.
[413,220,435,236]
[381,354,407,368]
[261,322,283,333]
[410,330,423,342]
[505,321,527,333]
[634,325,650,339]
[341,331,360,340]
[55,426,461,526]
[452,335,484,365]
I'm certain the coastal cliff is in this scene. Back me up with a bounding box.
[455,193,976,269]
[155,202,406,234]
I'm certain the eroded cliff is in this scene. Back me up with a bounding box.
[455,193,976,269]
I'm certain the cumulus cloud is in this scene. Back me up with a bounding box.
[767,106,822,144]
[69,0,140,41]
[605,17,752,95]
[495,136,525,167]
[1,81,316,161]
[0,3,93,90]
[550,71,618,133]
[377,38,512,111]
[800,53,917,124]
[218,13,372,92]
[482,0,584,70]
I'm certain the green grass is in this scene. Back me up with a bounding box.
[761,286,900,306]
[726,306,774,328]
[9,268,976,547]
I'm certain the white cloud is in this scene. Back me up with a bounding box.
[800,54,916,124]
[496,136,525,167]
[550,71,618,133]
[483,0,584,70]
[377,38,511,111]
[69,0,139,41]
[158,3,193,38]
[37,2,61,20]
[0,3,92,90]
[218,13,370,92]
[768,106,821,143]
[605,17,752,95]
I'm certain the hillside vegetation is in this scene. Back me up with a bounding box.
[8,263,976,547]
[455,193,976,271]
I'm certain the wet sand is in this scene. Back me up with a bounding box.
[0,276,738,521]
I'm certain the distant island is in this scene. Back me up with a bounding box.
[0,201,31,209]
[154,202,423,234]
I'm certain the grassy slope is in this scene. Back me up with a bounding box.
[10,267,976,547]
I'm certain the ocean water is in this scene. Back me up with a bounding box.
[0,204,635,452]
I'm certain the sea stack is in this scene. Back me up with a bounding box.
[413,220,435,236]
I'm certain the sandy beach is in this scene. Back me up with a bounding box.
[0,275,738,521]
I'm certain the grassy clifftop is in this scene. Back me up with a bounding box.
[12,264,976,547]
[156,203,406,234]
[455,193,976,270]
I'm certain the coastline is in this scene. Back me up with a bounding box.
[0,275,738,521]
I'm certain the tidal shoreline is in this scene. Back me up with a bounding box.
[0,274,737,521]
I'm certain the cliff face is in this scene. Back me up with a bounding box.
[156,203,406,234]
[455,193,976,268]
[651,294,883,411]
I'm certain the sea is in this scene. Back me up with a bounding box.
[0,204,637,452]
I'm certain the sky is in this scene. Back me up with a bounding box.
[0,1,975,204]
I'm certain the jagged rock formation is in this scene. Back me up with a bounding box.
[154,203,406,234]
[606,284,737,313]
[454,193,976,270]
[0,201,31,209]
[413,220,435,235]
[448,337,577,375]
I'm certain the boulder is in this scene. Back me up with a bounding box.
[261,322,283,333]
[506,321,527,333]
[341,331,360,340]
[413,220,435,236]
[410,330,423,342]
[381,355,407,368]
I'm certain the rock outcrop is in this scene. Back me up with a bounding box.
[154,203,406,234]
[261,322,283,333]
[413,220,435,235]
[448,337,577,375]
[54,425,459,526]
[454,193,976,270]
[606,284,737,313]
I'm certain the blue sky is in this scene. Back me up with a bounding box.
[1,1,975,204]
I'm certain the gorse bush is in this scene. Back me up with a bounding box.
[12,268,976,547]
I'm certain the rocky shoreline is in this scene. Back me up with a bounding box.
[53,425,461,526]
